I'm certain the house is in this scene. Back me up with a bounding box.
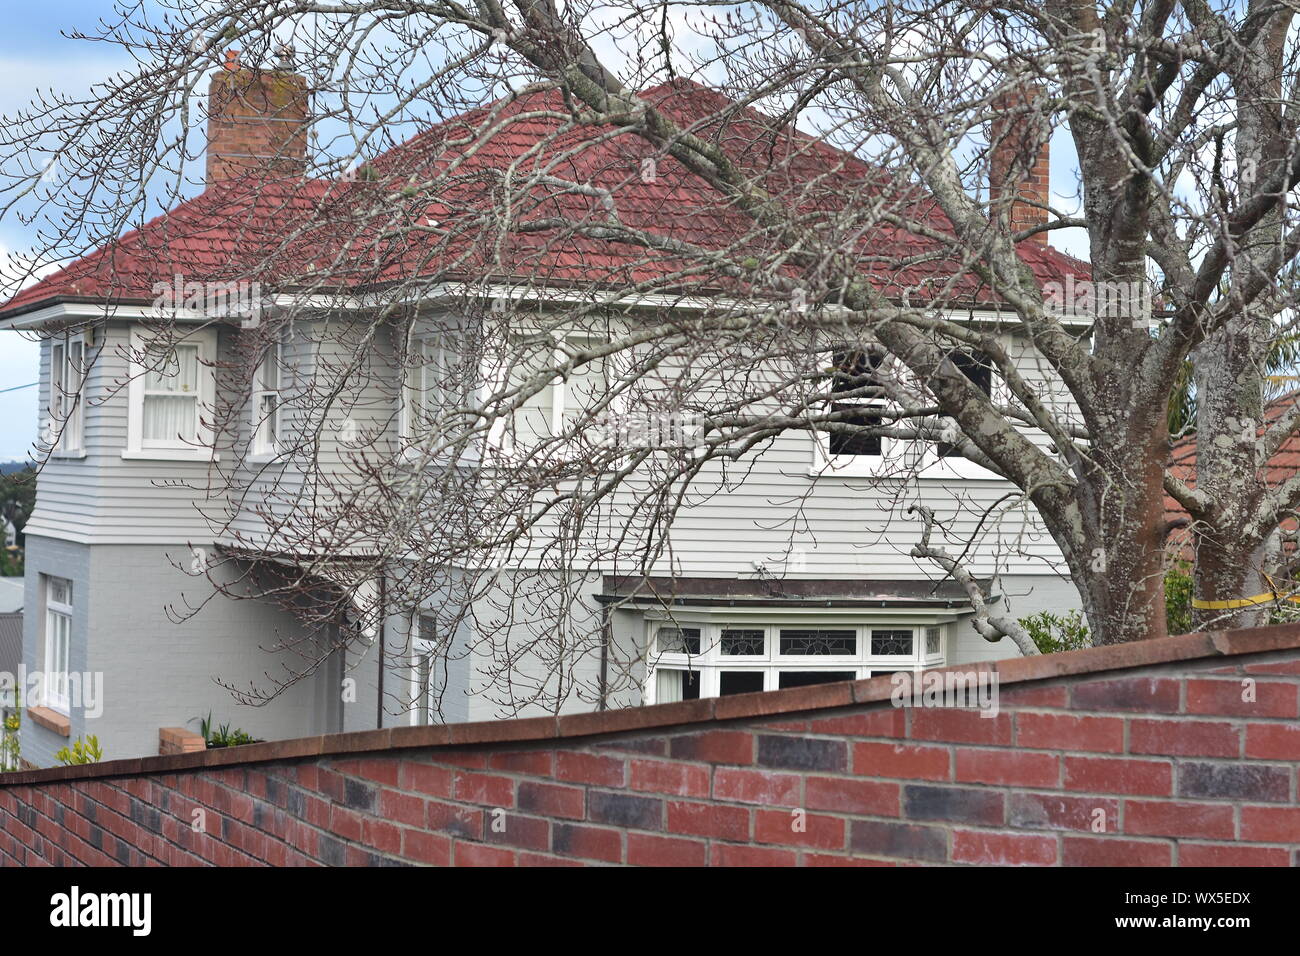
[0,53,1090,765]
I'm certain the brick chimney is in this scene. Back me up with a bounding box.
[206,49,309,185]
[988,87,1050,245]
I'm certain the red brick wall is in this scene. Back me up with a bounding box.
[2,627,1298,866]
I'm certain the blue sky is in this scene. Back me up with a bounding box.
[0,2,139,462]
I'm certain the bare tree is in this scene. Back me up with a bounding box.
[4,0,1300,718]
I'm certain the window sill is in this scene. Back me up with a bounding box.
[121,449,219,463]
[49,450,86,460]
[27,706,71,737]
[246,453,286,466]
[916,459,1004,481]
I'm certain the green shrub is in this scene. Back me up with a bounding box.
[1018,610,1092,654]
[55,735,103,766]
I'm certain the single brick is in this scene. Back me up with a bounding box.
[713,768,801,806]
[1123,800,1235,840]
[555,751,626,787]
[1063,757,1173,796]
[626,833,708,867]
[902,785,1004,825]
[755,809,846,850]
[517,782,585,820]
[910,709,1012,746]
[952,830,1057,866]
[1062,836,1172,867]
[1179,843,1291,866]
[453,772,515,808]
[1070,678,1181,713]
[629,759,710,798]
[807,709,905,737]
[804,776,900,816]
[1016,713,1123,753]
[1129,719,1239,758]
[955,749,1059,788]
[552,823,622,863]
[1177,762,1291,803]
[1009,793,1119,833]
[1240,806,1300,842]
[853,741,950,780]
[1244,723,1300,760]
[756,735,847,773]
[454,842,516,867]
[849,820,947,862]
[710,844,797,867]
[483,813,551,852]
[668,731,754,766]
[587,791,663,831]
[666,800,750,842]
[1186,678,1298,718]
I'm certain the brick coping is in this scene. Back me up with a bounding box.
[3,623,1296,787]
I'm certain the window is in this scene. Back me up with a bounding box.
[401,332,465,442]
[935,351,993,462]
[828,350,886,457]
[494,334,612,453]
[48,333,86,453]
[43,576,72,713]
[813,348,906,476]
[656,626,701,655]
[925,626,943,657]
[251,342,283,457]
[126,328,216,458]
[646,619,947,703]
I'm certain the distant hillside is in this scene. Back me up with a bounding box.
[0,462,30,476]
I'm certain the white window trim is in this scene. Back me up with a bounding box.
[47,331,87,457]
[124,326,218,461]
[484,331,625,462]
[250,339,284,460]
[916,353,1012,481]
[810,350,909,478]
[643,614,950,704]
[43,576,73,715]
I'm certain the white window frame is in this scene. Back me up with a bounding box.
[810,349,909,478]
[916,350,1010,481]
[251,340,284,459]
[43,576,73,714]
[643,615,951,704]
[485,331,624,460]
[124,327,218,460]
[47,331,87,456]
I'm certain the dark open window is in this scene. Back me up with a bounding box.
[936,350,993,461]
[828,350,886,456]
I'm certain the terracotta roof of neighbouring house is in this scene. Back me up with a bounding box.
[1164,389,1300,552]
[0,79,1089,320]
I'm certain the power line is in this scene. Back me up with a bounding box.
[0,383,36,394]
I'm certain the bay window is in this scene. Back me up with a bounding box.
[43,576,73,714]
[645,618,948,703]
[48,333,86,454]
[252,341,283,457]
[125,328,216,459]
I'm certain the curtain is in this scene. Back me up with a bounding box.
[656,668,684,704]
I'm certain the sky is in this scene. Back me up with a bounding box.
[0,3,1091,463]
[0,2,137,462]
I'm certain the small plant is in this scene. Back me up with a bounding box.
[1164,558,1194,635]
[1019,610,1092,654]
[191,712,260,748]
[55,735,103,766]
[1,700,20,772]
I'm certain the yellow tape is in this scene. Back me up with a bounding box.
[1191,592,1300,610]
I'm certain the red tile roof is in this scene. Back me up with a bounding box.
[1165,389,1300,553]
[1,78,1089,319]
